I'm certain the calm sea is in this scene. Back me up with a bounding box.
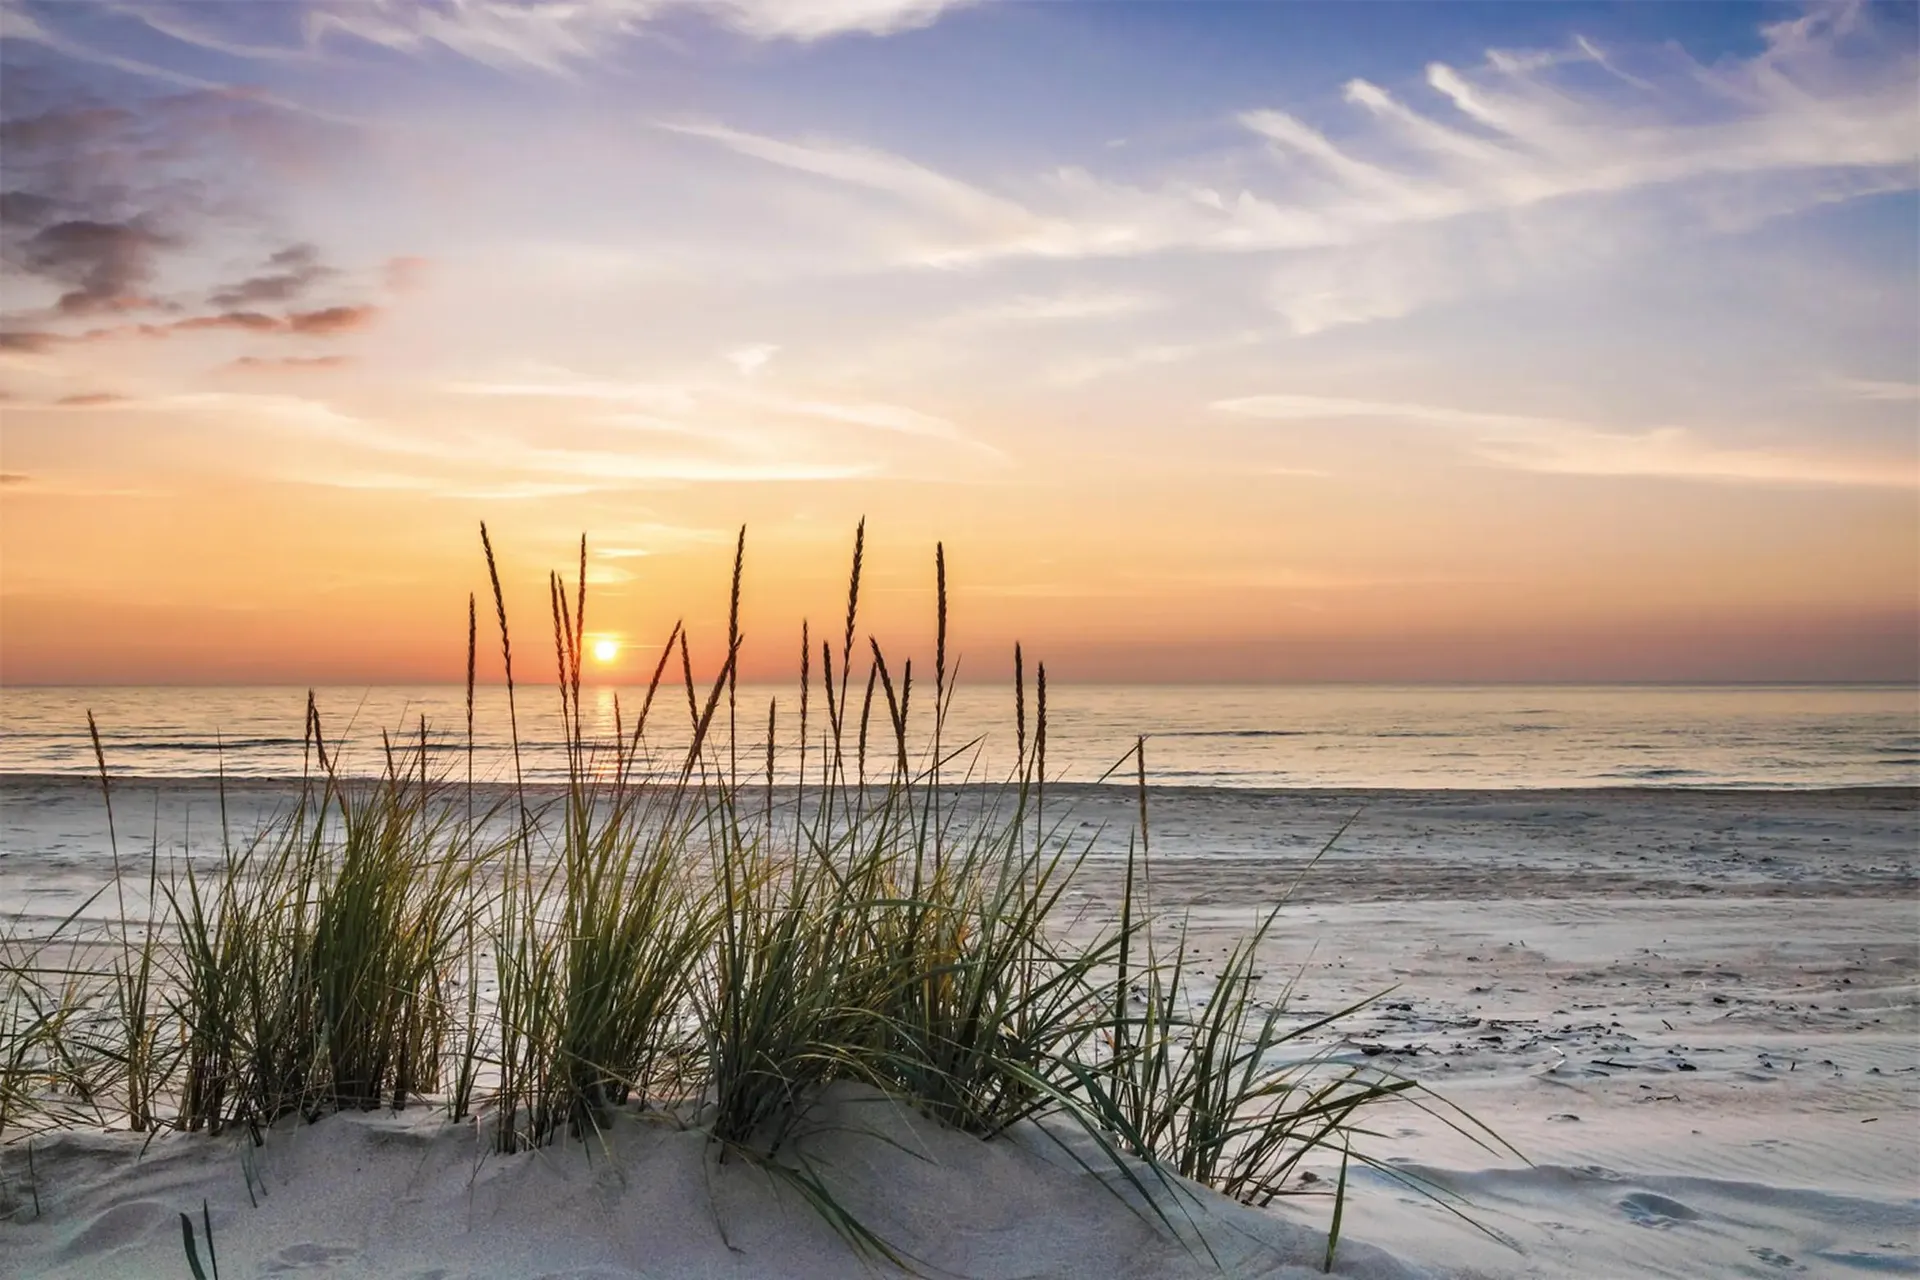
[1,684,1914,790]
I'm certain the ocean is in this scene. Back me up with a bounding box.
[2,683,1914,790]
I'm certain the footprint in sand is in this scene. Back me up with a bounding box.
[1617,1191,1702,1228]
[1748,1246,1806,1271]
[259,1241,361,1273]
[1809,1247,1920,1274]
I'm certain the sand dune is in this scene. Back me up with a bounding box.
[3,1087,1425,1280]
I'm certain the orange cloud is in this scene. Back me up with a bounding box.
[227,354,352,371]
[0,330,58,353]
[286,304,379,335]
[0,304,381,349]
[172,310,282,333]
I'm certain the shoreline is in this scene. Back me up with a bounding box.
[4,771,1917,798]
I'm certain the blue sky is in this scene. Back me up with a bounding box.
[0,1,1915,683]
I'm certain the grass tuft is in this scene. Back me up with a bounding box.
[2,521,1513,1269]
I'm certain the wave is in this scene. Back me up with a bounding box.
[1150,729,1308,740]
[1604,766,1707,780]
[94,737,312,751]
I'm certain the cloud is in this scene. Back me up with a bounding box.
[1047,341,1213,388]
[0,83,368,354]
[132,389,384,439]
[130,0,981,78]
[0,104,136,156]
[1836,377,1920,403]
[1046,328,1271,387]
[98,381,937,494]
[286,304,379,335]
[172,311,284,334]
[0,191,63,228]
[14,217,178,314]
[0,473,30,484]
[0,330,59,354]
[710,0,975,41]
[453,368,1006,465]
[660,120,1048,256]
[1,5,258,95]
[1212,393,1919,488]
[55,392,126,406]
[1244,9,1916,224]
[209,243,335,308]
[595,522,732,557]
[0,306,378,349]
[2,7,358,126]
[227,354,353,372]
[663,122,1240,265]
[761,393,976,445]
[725,343,778,376]
[449,374,697,411]
[940,290,1162,329]
[666,5,1916,322]
[514,447,875,484]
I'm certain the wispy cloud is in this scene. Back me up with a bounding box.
[1212,393,1919,489]
[747,392,973,445]
[448,374,697,411]
[1046,329,1270,387]
[227,354,353,372]
[210,244,335,308]
[1046,341,1212,389]
[659,120,1052,259]
[596,522,732,558]
[174,0,983,74]
[448,368,1001,457]
[667,5,1916,326]
[699,0,978,43]
[725,343,778,376]
[0,305,384,351]
[2,5,271,96]
[1245,10,1915,224]
[938,289,1162,329]
[1835,377,1920,403]
[61,382,936,494]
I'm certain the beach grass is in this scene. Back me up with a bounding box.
[0,522,1509,1264]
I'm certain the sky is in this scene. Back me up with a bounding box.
[0,0,1916,686]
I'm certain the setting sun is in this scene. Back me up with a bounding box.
[592,638,619,664]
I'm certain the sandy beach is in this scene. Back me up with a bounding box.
[1061,786,1920,1277]
[3,778,1913,1278]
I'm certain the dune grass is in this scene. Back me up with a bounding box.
[0,522,1515,1266]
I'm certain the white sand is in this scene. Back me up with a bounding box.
[3,1087,1422,1279]
[3,780,1916,1278]
[1059,787,1920,1278]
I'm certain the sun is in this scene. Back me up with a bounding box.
[592,638,619,664]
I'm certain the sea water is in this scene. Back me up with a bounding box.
[2,683,1913,790]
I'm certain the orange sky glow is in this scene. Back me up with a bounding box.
[1,1,1916,685]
